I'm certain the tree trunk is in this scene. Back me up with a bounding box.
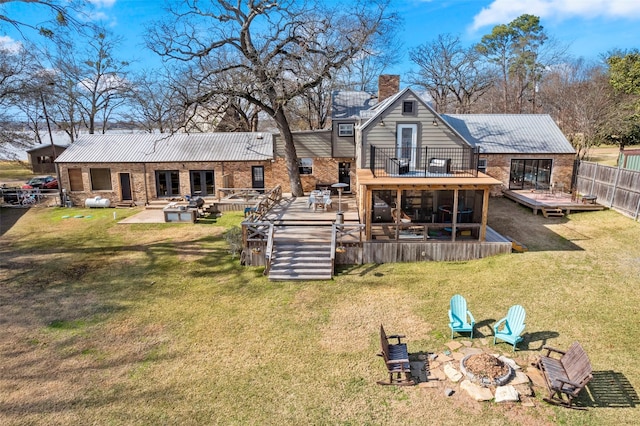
[273,108,304,197]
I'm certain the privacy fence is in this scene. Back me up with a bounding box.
[575,161,640,221]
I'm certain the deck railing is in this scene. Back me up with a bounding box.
[369,146,479,178]
[244,185,282,222]
[331,223,365,266]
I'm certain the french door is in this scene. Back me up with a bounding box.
[190,170,215,197]
[155,170,180,197]
[396,124,418,169]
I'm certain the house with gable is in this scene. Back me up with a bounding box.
[319,74,576,262]
[347,77,503,254]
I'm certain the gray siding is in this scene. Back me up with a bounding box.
[275,130,332,158]
[332,119,356,158]
[359,92,469,168]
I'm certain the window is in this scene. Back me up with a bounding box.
[477,158,487,174]
[402,101,415,114]
[509,159,552,190]
[155,170,180,197]
[90,168,112,190]
[68,168,83,191]
[338,123,354,137]
[298,158,313,175]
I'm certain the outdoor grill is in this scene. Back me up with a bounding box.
[188,197,205,211]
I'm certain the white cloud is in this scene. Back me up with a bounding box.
[471,0,640,30]
[0,36,23,52]
[88,0,117,7]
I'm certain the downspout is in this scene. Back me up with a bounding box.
[143,163,149,205]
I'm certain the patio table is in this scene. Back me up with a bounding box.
[308,191,332,210]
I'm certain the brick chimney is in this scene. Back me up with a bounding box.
[378,75,400,102]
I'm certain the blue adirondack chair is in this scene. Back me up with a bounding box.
[493,305,526,350]
[448,294,475,339]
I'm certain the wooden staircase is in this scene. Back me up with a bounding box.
[268,242,333,281]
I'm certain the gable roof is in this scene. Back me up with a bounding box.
[331,90,377,120]
[55,132,274,163]
[26,142,69,153]
[441,114,575,155]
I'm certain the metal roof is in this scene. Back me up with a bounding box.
[331,90,378,120]
[441,114,576,154]
[55,132,274,163]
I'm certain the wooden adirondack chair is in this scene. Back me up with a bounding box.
[448,294,475,339]
[493,305,526,350]
[377,324,414,386]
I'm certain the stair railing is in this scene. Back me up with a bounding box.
[264,223,275,275]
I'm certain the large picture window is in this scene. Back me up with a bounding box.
[90,168,112,191]
[509,159,552,190]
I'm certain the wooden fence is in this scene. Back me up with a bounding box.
[575,161,640,221]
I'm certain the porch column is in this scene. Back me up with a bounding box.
[480,187,490,241]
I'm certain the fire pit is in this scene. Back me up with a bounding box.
[460,353,513,387]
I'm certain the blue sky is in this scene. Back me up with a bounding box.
[2,0,640,77]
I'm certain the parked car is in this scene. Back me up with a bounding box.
[22,176,58,189]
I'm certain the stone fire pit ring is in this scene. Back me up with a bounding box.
[460,353,514,387]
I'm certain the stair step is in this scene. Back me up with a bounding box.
[269,273,333,281]
[267,234,334,281]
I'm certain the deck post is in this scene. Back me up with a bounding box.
[480,188,489,241]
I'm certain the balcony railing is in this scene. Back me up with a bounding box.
[369,146,479,178]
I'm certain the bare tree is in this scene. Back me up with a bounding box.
[288,78,332,130]
[147,0,398,196]
[0,43,38,157]
[539,59,611,159]
[51,26,132,134]
[409,34,493,113]
[0,0,90,38]
[125,70,182,133]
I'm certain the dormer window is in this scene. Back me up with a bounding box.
[338,123,354,137]
[402,101,415,115]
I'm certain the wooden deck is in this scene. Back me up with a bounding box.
[262,194,359,224]
[503,189,605,216]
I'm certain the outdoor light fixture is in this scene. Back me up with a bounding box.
[432,119,438,126]
[379,121,385,127]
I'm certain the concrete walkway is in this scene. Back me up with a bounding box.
[117,208,165,224]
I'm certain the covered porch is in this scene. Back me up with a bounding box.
[356,169,502,243]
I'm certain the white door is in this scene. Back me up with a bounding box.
[396,124,418,169]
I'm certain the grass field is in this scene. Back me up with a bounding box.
[1,198,639,425]
[0,161,35,184]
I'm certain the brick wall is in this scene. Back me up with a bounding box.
[271,157,352,193]
[57,161,273,206]
[378,75,400,102]
[484,153,575,196]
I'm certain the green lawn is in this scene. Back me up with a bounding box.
[1,200,639,425]
[0,161,35,183]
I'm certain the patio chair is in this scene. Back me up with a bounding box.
[377,324,414,386]
[493,305,526,350]
[448,294,475,339]
[392,209,411,223]
[536,341,593,408]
